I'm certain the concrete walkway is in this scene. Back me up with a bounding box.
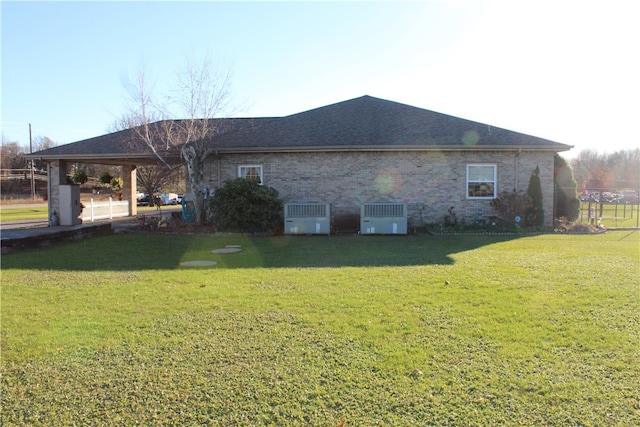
[1,207,181,253]
[0,217,139,253]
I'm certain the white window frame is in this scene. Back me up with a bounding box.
[466,164,497,199]
[238,164,263,184]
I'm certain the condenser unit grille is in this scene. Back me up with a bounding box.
[286,203,327,218]
[360,202,408,234]
[363,203,405,217]
[284,203,331,235]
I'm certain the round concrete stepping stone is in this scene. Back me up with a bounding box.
[226,245,242,248]
[180,260,217,267]
[211,247,242,254]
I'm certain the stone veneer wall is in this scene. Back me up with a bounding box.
[47,159,67,223]
[204,150,555,227]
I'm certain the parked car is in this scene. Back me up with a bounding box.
[622,191,639,204]
[160,193,179,205]
[601,192,623,203]
[136,194,150,206]
[580,191,600,202]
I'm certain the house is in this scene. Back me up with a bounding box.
[27,95,572,229]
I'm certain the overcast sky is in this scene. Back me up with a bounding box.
[2,1,639,159]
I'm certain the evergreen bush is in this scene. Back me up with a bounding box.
[525,166,544,227]
[71,170,88,185]
[99,172,113,185]
[554,154,580,221]
[210,178,283,233]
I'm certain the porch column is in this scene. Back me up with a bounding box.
[47,160,68,226]
[122,165,137,216]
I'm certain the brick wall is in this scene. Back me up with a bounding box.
[204,150,556,227]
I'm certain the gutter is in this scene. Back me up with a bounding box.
[23,153,183,165]
[205,144,574,154]
[24,144,573,162]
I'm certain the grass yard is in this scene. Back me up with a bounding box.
[0,206,49,222]
[578,202,640,229]
[0,205,167,223]
[2,232,639,425]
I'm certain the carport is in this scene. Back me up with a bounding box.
[24,125,183,226]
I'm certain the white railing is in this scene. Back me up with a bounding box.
[81,198,130,222]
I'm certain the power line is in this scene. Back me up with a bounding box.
[1,122,30,132]
[0,120,31,125]
[1,123,30,145]
[1,122,66,143]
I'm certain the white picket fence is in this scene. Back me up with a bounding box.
[81,198,130,222]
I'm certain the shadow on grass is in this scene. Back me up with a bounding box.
[1,233,524,271]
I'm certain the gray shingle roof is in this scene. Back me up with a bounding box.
[210,95,570,151]
[26,95,571,163]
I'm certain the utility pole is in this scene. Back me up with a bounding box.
[29,123,35,200]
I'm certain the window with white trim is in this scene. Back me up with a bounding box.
[238,165,263,184]
[467,164,496,199]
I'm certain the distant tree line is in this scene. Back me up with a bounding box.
[569,148,640,191]
[0,134,56,171]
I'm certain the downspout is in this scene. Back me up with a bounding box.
[47,162,52,226]
[216,151,221,189]
[515,148,521,191]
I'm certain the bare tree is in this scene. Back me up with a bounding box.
[570,149,606,190]
[32,136,56,151]
[136,164,185,205]
[172,56,233,224]
[0,140,27,170]
[118,56,233,224]
[570,148,639,191]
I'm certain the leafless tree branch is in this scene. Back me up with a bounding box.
[116,54,235,224]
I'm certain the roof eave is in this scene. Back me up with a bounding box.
[211,144,573,154]
[23,152,183,165]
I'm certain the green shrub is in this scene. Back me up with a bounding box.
[490,189,531,225]
[554,154,580,221]
[71,170,88,185]
[99,172,113,185]
[210,178,283,233]
[110,177,123,192]
[525,166,544,227]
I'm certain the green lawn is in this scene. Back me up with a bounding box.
[579,202,640,228]
[2,232,639,425]
[0,205,170,223]
[0,206,49,222]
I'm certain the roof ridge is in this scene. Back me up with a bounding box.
[25,95,572,161]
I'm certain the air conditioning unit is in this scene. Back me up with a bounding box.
[284,203,331,235]
[360,202,407,234]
